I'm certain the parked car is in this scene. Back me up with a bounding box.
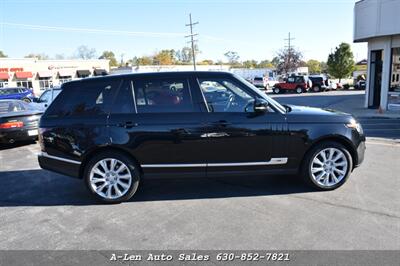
[38,71,366,203]
[0,87,35,102]
[33,87,62,109]
[0,100,43,144]
[251,76,266,89]
[308,76,328,92]
[273,75,309,94]
[354,80,366,90]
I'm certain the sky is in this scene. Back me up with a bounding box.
[0,0,367,63]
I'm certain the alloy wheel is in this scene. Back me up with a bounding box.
[310,148,348,188]
[89,158,132,199]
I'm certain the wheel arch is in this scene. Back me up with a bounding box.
[301,135,358,171]
[79,146,143,179]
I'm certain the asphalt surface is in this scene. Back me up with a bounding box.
[0,91,399,250]
[0,139,399,250]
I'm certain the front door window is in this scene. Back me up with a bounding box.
[198,78,255,113]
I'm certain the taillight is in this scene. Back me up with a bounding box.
[0,121,24,129]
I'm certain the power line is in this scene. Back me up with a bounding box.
[185,14,198,71]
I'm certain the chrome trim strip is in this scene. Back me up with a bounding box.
[141,163,207,168]
[141,158,288,168]
[39,152,82,165]
[208,158,288,167]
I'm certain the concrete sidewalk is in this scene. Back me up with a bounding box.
[323,92,399,119]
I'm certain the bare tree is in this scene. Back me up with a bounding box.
[75,45,97,59]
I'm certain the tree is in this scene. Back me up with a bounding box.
[176,46,199,64]
[99,51,118,67]
[136,56,153,65]
[75,45,96,59]
[242,60,258,68]
[258,59,274,69]
[320,61,328,73]
[0,51,7,58]
[224,51,240,65]
[327,42,355,83]
[198,59,214,65]
[274,47,303,74]
[306,59,321,74]
[154,49,176,65]
[24,53,49,60]
[271,56,280,67]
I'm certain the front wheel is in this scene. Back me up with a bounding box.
[84,151,140,203]
[301,141,353,190]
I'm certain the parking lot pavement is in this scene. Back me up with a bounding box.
[0,140,399,250]
[272,90,400,139]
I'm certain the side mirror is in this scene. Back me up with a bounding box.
[254,100,269,112]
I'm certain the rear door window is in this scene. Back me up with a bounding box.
[110,81,135,114]
[46,80,121,117]
[133,78,194,113]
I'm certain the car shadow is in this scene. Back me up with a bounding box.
[0,169,315,207]
[0,140,36,151]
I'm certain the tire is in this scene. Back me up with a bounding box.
[22,98,32,103]
[312,85,320,93]
[84,151,140,203]
[301,141,353,191]
[296,87,303,94]
[273,87,281,94]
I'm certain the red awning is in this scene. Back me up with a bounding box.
[15,72,33,79]
[0,73,9,80]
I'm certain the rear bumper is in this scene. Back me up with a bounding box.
[0,128,38,143]
[38,152,81,178]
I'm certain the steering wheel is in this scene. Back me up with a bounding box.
[224,94,235,111]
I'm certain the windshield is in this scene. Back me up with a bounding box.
[233,74,287,113]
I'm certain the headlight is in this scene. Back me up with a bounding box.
[346,119,363,134]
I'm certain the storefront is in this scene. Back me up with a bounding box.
[354,0,400,111]
[0,58,109,95]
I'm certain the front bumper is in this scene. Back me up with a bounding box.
[355,139,366,167]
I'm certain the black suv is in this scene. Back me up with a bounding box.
[38,71,365,203]
[308,76,328,92]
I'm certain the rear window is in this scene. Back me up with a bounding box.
[46,80,121,117]
[0,101,39,114]
[254,77,263,81]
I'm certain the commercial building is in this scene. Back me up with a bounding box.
[0,58,109,95]
[354,0,400,111]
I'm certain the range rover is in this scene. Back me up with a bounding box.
[38,71,365,203]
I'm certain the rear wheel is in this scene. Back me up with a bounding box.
[296,87,303,94]
[84,151,140,203]
[22,98,31,103]
[301,141,353,190]
[312,85,320,93]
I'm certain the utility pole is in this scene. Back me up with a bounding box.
[185,13,199,70]
[284,32,295,74]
